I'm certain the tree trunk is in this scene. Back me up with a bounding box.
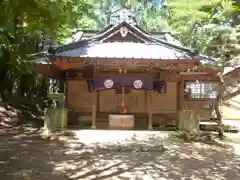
[0,51,9,102]
[214,97,224,139]
[215,73,225,140]
[39,77,48,99]
[0,87,5,102]
[5,75,14,100]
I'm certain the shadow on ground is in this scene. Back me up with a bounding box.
[0,127,68,180]
[0,127,240,180]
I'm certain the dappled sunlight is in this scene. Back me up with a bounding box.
[0,127,240,179]
[69,129,170,145]
[0,127,68,179]
[51,131,240,180]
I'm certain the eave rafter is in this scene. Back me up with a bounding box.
[52,56,199,72]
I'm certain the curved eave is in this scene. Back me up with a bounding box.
[53,55,199,62]
[28,52,62,78]
[51,56,199,72]
[223,65,240,76]
[29,63,62,78]
[194,55,216,62]
[27,51,52,64]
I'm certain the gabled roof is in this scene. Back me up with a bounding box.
[46,19,215,61]
[76,29,178,42]
[223,56,240,76]
[56,42,191,60]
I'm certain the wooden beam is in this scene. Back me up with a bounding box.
[91,91,97,129]
[144,91,148,113]
[97,91,100,113]
[65,72,68,109]
[144,91,148,129]
[53,56,199,69]
[147,65,153,130]
[181,74,219,81]
[180,72,209,75]
[147,91,153,130]
[91,64,97,129]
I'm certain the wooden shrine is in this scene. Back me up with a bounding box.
[30,10,221,130]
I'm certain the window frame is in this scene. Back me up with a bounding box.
[184,80,218,100]
[153,80,167,94]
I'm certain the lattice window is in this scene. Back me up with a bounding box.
[153,80,166,93]
[184,81,218,99]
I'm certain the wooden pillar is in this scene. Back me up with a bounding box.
[147,91,153,130]
[65,71,68,108]
[144,91,148,112]
[91,91,97,129]
[96,91,100,113]
[91,64,97,129]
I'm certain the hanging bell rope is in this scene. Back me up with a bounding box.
[121,86,126,114]
[119,68,127,114]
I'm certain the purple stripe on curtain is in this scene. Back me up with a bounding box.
[87,79,93,92]
[88,75,154,91]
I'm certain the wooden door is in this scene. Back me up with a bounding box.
[99,89,145,113]
[115,89,145,113]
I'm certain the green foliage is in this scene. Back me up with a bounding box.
[0,0,94,100]
[0,0,239,102]
[90,0,239,63]
[173,130,217,142]
[164,0,239,57]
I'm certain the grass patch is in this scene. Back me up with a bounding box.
[172,130,232,149]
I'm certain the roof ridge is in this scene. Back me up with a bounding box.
[54,22,127,53]
[127,22,198,54]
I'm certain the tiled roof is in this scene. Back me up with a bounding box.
[223,56,240,75]
[28,20,216,63]
[55,21,196,55]
[55,42,191,60]
[28,52,50,64]
[223,65,240,75]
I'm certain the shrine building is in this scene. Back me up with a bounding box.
[30,10,221,130]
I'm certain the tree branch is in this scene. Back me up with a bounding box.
[223,89,240,102]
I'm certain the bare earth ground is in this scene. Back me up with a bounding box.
[0,127,240,180]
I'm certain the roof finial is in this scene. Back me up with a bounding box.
[110,8,137,25]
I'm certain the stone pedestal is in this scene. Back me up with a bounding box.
[177,110,199,132]
[44,108,68,132]
[109,114,135,129]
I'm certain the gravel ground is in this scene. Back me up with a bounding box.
[0,128,240,180]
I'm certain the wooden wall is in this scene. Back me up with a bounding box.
[99,89,146,113]
[151,83,177,113]
[67,80,177,115]
[67,80,92,112]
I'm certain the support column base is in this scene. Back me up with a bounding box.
[148,126,153,130]
[91,125,96,129]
